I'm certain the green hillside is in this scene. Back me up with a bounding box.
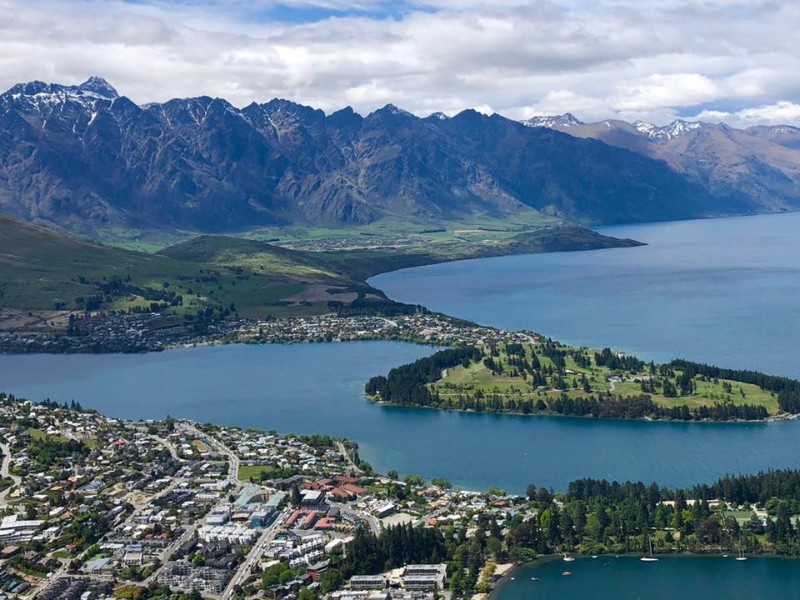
[0,214,371,323]
[0,214,643,331]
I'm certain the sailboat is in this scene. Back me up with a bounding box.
[641,534,659,562]
[735,531,748,561]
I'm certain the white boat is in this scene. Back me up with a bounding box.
[563,554,576,562]
[641,534,659,562]
[736,547,747,561]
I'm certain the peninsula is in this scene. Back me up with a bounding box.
[365,341,800,422]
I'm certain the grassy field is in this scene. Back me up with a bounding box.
[92,211,556,251]
[27,427,70,443]
[238,464,277,481]
[432,342,781,415]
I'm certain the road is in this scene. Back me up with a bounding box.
[180,423,241,488]
[0,441,22,507]
[141,523,198,587]
[221,508,290,599]
[148,434,183,462]
[336,441,363,475]
[329,501,381,535]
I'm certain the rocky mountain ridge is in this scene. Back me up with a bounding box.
[524,113,800,210]
[0,77,793,234]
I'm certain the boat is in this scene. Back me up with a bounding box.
[563,553,576,562]
[531,577,539,582]
[736,547,748,561]
[641,534,659,562]
[562,571,572,577]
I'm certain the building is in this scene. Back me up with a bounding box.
[374,503,396,518]
[301,489,326,508]
[350,575,386,590]
[402,565,447,590]
[123,544,145,566]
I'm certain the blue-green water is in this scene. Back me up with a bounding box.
[372,212,800,378]
[3,213,800,494]
[2,342,800,494]
[493,556,800,600]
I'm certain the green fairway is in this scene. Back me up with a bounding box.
[430,341,781,417]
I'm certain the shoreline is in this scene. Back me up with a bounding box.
[369,398,798,424]
[489,552,800,597]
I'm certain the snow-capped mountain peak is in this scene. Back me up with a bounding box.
[634,119,704,142]
[523,113,584,128]
[77,76,119,100]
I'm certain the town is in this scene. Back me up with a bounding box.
[0,313,536,355]
[0,394,528,600]
[2,392,800,600]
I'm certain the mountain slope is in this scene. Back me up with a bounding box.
[529,114,800,211]
[0,77,745,234]
[0,212,368,317]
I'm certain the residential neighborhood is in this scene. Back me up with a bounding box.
[0,394,530,600]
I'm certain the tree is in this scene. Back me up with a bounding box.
[319,569,343,593]
[526,483,537,500]
[298,586,317,600]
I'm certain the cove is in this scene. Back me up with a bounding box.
[492,556,800,600]
[2,342,800,493]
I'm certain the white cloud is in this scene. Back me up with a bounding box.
[693,102,800,128]
[0,0,798,125]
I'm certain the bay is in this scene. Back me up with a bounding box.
[492,556,800,600]
[4,213,800,494]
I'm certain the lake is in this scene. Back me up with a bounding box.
[492,556,800,600]
[3,212,800,493]
[2,342,800,494]
[372,212,800,378]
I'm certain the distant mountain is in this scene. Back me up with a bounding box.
[0,77,780,235]
[524,115,800,211]
[522,113,584,128]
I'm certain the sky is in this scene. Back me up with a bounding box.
[1,0,799,126]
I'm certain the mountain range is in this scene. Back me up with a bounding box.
[1,77,785,236]
[0,77,800,238]
[522,114,800,212]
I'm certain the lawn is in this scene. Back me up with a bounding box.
[238,464,276,481]
[431,342,783,416]
[27,428,69,443]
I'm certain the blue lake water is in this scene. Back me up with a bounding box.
[4,341,800,493]
[372,212,800,377]
[492,556,800,600]
[2,213,800,494]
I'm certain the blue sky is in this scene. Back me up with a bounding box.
[1,0,799,126]
[121,0,423,23]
